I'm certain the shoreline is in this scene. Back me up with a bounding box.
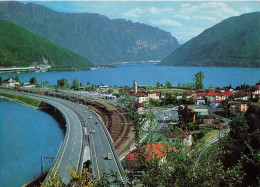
[0,96,40,109]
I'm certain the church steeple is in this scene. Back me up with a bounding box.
[133,80,137,95]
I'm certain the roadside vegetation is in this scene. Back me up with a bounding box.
[121,105,259,186]
[0,92,41,108]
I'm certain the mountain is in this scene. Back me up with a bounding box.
[0,2,180,65]
[160,12,260,67]
[0,20,92,70]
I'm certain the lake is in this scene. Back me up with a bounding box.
[0,99,64,187]
[1,64,260,88]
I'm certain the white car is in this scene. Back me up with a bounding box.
[107,153,112,160]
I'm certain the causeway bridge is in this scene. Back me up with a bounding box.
[0,89,127,184]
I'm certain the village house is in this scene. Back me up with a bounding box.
[206,91,234,106]
[119,81,160,103]
[124,143,176,170]
[23,83,35,88]
[130,92,148,103]
[200,115,213,126]
[215,87,233,93]
[199,115,226,129]
[147,91,160,100]
[189,106,209,116]
[163,130,193,147]
[172,93,183,99]
[229,101,249,115]
[252,84,260,96]
[193,96,206,105]
[233,91,250,101]
[2,77,19,88]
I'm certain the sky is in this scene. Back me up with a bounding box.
[20,1,260,44]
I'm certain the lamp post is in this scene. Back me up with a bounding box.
[41,155,55,173]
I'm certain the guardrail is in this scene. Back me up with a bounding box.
[90,110,129,185]
[44,102,71,182]
[1,88,127,184]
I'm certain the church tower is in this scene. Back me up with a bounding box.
[133,80,137,95]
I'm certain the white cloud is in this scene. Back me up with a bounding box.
[177,2,241,23]
[123,8,145,18]
[149,7,174,14]
[181,3,190,7]
[150,19,182,27]
[174,14,191,20]
[125,7,174,16]
[200,2,228,9]
[192,16,218,22]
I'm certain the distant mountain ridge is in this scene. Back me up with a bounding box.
[0,1,180,65]
[0,20,92,70]
[160,12,260,67]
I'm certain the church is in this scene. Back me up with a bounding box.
[119,80,160,103]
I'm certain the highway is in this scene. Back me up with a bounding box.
[0,89,127,184]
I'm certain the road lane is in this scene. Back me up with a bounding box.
[0,89,127,184]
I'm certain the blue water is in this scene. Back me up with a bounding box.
[0,99,64,187]
[1,64,260,88]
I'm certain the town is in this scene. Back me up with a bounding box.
[0,72,259,186]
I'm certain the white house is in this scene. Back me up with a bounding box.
[164,130,192,146]
[2,77,19,88]
[23,83,35,88]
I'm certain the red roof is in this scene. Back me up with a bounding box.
[254,85,260,89]
[153,91,160,93]
[133,102,144,109]
[207,92,220,96]
[200,115,213,119]
[124,143,176,161]
[220,91,234,96]
[213,100,223,103]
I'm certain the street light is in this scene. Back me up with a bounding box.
[41,155,55,173]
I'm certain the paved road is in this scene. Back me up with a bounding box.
[0,90,127,184]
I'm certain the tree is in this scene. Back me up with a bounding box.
[87,81,91,86]
[29,77,38,86]
[193,71,204,89]
[0,77,2,85]
[166,81,172,88]
[156,82,161,88]
[71,78,80,90]
[57,78,69,89]
[15,75,20,83]
[132,142,244,187]
[222,105,260,186]
[41,167,98,187]
[178,106,197,129]
[45,81,49,87]
[108,88,114,94]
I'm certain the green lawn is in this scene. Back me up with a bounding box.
[204,129,220,143]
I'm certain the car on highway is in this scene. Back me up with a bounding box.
[90,130,96,133]
[107,153,112,160]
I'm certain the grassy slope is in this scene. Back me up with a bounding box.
[0,20,93,70]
